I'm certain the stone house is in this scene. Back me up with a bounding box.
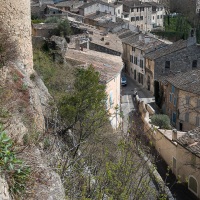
[84,12,128,33]
[163,70,200,132]
[32,23,58,38]
[79,0,123,18]
[139,100,200,199]
[53,0,84,13]
[121,32,166,85]
[122,0,165,31]
[144,30,199,94]
[65,48,123,128]
[72,24,123,56]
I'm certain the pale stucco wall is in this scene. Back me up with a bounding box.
[138,99,200,199]
[106,73,121,128]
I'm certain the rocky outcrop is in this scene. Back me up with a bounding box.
[0,0,65,199]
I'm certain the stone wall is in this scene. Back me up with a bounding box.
[0,0,33,74]
[154,45,200,79]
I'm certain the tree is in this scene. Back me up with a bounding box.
[58,65,109,159]
[56,19,72,38]
[151,114,171,129]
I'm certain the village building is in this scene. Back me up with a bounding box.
[66,48,123,128]
[122,0,165,31]
[79,0,123,18]
[70,23,123,56]
[139,99,200,199]
[32,23,58,38]
[144,29,199,94]
[121,32,166,85]
[162,70,200,132]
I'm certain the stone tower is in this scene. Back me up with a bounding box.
[1,0,33,74]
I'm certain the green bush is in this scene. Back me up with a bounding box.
[151,114,171,129]
[0,125,30,196]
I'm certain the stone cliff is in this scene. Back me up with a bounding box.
[0,0,65,199]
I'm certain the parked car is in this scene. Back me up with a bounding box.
[121,76,127,86]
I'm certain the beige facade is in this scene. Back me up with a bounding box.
[106,73,121,128]
[145,58,155,93]
[138,99,200,199]
[66,49,123,129]
[164,82,200,132]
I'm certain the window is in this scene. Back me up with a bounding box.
[137,8,139,12]
[140,16,143,20]
[140,59,144,68]
[188,176,198,195]
[131,8,134,12]
[174,97,177,106]
[132,46,135,51]
[172,112,176,123]
[173,157,176,170]
[109,91,113,108]
[118,9,120,14]
[185,112,189,122]
[196,116,199,126]
[192,60,197,68]
[134,56,138,65]
[141,7,144,12]
[186,96,190,105]
[171,85,175,93]
[130,55,133,63]
[169,93,172,102]
[165,61,170,69]
[136,16,139,21]
[131,17,135,21]
[157,15,159,19]
[160,15,163,19]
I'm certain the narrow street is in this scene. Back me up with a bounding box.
[120,74,198,200]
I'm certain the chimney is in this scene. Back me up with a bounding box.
[172,129,177,140]
[187,28,197,47]
[188,133,195,144]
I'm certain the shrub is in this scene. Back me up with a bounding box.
[150,114,171,129]
[0,125,30,197]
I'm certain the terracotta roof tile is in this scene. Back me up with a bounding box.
[166,69,200,95]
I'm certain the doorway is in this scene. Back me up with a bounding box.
[179,122,183,131]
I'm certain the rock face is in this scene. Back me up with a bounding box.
[0,1,65,199]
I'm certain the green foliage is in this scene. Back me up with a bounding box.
[30,73,36,81]
[31,19,45,24]
[152,15,191,42]
[59,66,107,125]
[151,114,171,129]
[45,16,60,23]
[0,125,30,196]
[56,19,72,37]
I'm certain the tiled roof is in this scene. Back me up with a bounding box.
[177,127,200,157]
[122,33,166,52]
[79,0,117,9]
[32,23,58,29]
[166,69,200,95]
[66,49,123,83]
[116,29,134,39]
[145,40,187,60]
[122,0,152,8]
[55,0,83,8]
[85,12,108,20]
